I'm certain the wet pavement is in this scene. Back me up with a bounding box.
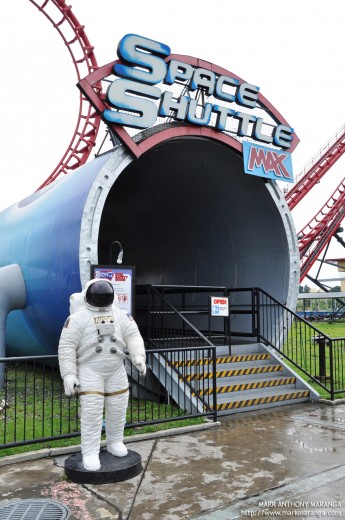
[1,402,345,519]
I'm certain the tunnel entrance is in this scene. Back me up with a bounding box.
[98,136,297,305]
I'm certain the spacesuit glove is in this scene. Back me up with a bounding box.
[135,361,146,376]
[63,374,80,396]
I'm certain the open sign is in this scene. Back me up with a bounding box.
[210,296,229,317]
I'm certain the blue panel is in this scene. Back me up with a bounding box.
[242,142,294,183]
[0,153,110,355]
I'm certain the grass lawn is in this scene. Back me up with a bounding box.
[310,320,345,337]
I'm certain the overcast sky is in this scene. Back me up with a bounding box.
[0,0,344,286]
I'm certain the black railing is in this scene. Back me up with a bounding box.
[137,284,228,345]
[228,287,345,400]
[0,349,217,451]
[137,284,345,400]
[0,356,79,450]
[139,285,218,416]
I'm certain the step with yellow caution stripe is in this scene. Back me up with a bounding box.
[185,364,283,382]
[171,353,270,368]
[212,390,311,411]
[197,376,296,396]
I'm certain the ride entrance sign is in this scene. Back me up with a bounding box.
[78,34,299,164]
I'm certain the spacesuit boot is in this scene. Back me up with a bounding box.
[80,393,104,470]
[83,453,101,472]
[105,391,129,457]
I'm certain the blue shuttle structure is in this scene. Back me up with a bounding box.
[0,134,300,358]
[0,153,110,356]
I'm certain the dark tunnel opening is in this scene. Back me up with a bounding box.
[98,137,291,301]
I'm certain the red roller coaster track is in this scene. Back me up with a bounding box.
[286,124,345,211]
[297,178,345,281]
[29,0,102,189]
[284,124,345,281]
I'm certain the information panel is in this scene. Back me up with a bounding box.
[91,265,135,316]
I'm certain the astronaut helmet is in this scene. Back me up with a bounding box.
[84,279,114,310]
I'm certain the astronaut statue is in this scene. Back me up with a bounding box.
[58,278,146,472]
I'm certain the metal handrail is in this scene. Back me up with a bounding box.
[138,285,345,400]
[227,287,345,400]
[147,285,216,348]
[143,285,218,414]
[137,284,228,345]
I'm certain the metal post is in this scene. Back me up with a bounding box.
[147,285,152,344]
[182,291,186,341]
[212,347,217,422]
[208,313,211,342]
[318,336,326,380]
[254,288,260,340]
[228,291,232,356]
[329,339,334,401]
[223,288,228,347]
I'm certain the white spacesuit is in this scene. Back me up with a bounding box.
[58,278,146,471]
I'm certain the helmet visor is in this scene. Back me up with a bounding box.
[86,280,114,308]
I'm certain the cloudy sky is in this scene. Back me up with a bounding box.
[0,0,344,286]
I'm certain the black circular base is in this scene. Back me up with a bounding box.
[64,449,142,484]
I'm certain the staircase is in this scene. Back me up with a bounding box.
[166,342,318,415]
[137,284,325,416]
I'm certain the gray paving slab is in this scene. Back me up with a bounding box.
[0,457,119,519]
[0,402,345,520]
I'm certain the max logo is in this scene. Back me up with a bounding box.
[243,142,294,183]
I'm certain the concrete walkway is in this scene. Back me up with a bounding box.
[1,402,345,519]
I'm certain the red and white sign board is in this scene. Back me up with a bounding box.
[210,296,229,317]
